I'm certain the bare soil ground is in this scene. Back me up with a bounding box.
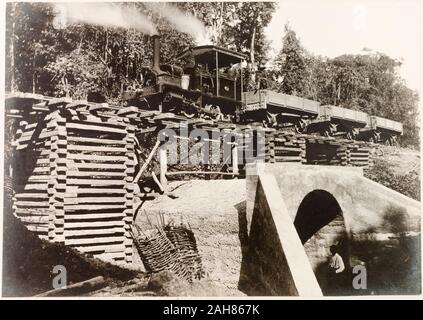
[375,146,420,175]
[136,179,247,296]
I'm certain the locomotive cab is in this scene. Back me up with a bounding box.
[175,46,247,101]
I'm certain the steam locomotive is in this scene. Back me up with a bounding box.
[122,35,403,144]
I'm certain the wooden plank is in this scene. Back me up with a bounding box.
[64,228,124,237]
[66,179,125,186]
[14,208,50,216]
[166,171,238,176]
[24,183,49,191]
[67,188,126,194]
[65,236,125,246]
[66,122,126,134]
[35,276,106,297]
[67,171,126,177]
[96,252,126,260]
[19,216,49,223]
[15,201,49,207]
[15,193,49,199]
[65,204,126,210]
[67,145,126,153]
[274,156,302,161]
[64,197,126,204]
[64,213,125,220]
[65,221,125,229]
[66,162,126,170]
[74,243,124,253]
[134,139,160,183]
[274,146,302,152]
[67,136,126,145]
[67,154,127,162]
[26,225,49,233]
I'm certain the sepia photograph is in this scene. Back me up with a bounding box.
[1,0,421,300]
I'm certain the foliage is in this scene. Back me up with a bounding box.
[7,2,275,99]
[271,22,420,148]
[364,158,420,201]
[273,24,308,95]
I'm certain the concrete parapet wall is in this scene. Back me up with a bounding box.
[246,163,421,295]
[247,163,420,236]
[241,173,322,296]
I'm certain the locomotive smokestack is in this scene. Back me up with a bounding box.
[152,34,161,72]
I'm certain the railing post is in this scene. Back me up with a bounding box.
[159,142,168,190]
[232,142,239,175]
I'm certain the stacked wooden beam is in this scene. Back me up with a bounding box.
[264,129,276,163]
[345,143,371,168]
[61,111,135,263]
[273,131,305,163]
[305,136,342,166]
[12,115,54,240]
[9,96,136,263]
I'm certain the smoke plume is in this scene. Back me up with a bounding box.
[53,3,157,35]
[144,2,210,44]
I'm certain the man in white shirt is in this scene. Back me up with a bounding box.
[326,244,347,295]
[330,245,345,274]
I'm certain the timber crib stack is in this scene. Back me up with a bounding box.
[7,93,135,263]
[305,135,342,166]
[62,109,135,263]
[305,136,374,168]
[345,141,372,169]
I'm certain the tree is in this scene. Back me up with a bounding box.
[274,23,308,95]
[220,2,276,88]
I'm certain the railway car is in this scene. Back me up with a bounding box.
[356,115,403,144]
[240,89,320,132]
[122,35,403,145]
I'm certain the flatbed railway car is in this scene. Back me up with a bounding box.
[357,115,403,144]
[241,89,320,131]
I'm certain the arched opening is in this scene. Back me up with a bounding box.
[294,190,350,295]
[294,190,343,244]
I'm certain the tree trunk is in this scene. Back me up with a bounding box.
[9,2,16,91]
[32,50,36,94]
[249,26,256,86]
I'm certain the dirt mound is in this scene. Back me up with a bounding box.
[375,145,420,175]
[366,146,420,200]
